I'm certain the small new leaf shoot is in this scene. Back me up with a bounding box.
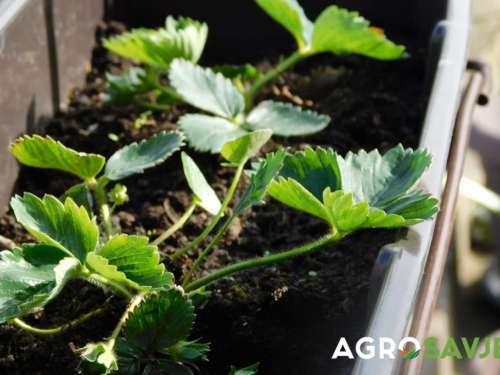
[221,129,273,166]
[182,152,222,215]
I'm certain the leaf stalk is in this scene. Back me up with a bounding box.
[171,163,245,260]
[184,234,337,292]
[91,177,114,239]
[152,200,198,247]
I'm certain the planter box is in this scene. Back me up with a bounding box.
[0,0,472,374]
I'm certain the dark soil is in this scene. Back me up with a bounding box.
[0,21,428,375]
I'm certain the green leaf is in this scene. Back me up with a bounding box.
[114,339,195,375]
[103,16,208,68]
[10,135,105,181]
[169,59,245,118]
[233,149,288,215]
[221,129,273,165]
[181,152,221,215]
[86,235,173,291]
[337,145,434,207]
[268,177,330,222]
[274,147,342,200]
[11,194,99,262]
[211,64,262,81]
[104,67,153,104]
[123,288,195,353]
[77,343,118,375]
[246,101,330,136]
[268,146,438,233]
[60,183,93,215]
[255,0,313,49]
[104,130,185,180]
[179,114,248,154]
[231,362,260,375]
[311,6,406,60]
[0,247,81,323]
[162,339,210,367]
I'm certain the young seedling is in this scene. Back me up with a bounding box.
[248,0,406,107]
[1,129,438,374]
[10,132,185,238]
[183,145,439,292]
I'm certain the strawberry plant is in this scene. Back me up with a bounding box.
[101,1,404,154]
[0,127,438,374]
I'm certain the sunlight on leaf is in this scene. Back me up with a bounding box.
[105,130,185,180]
[0,248,80,323]
[10,135,105,181]
[181,152,221,215]
[221,129,273,165]
[179,114,248,154]
[87,235,173,291]
[11,194,98,262]
[311,6,405,60]
[170,59,245,118]
[246,101,330,136]
[255,0,313,49]
[104,16,208,68]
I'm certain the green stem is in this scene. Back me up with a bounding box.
[86,272,133,299]
[91,177,114,239]
[185,234,338,292]
[182,215,235,288]
[153,81,185,102]
[11,306,110,335]
[171,164,245,260]
[131,97,171,112]
[244,50,308,110]
[152,201,197,247]
[106,293,144,351]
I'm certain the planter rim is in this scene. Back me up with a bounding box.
[353,0,471,374]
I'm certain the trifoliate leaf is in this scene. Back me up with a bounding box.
[268,146,438,233]
[60,183,93,215]
[10,135,105,181]
[233,149,288,215]
[86,235,173,291]
[255,0,313,49]
[231,363,260,375]
[169,59,245,118]
[104,67,153,104]
[337,145,434,207]
[11,194,99,262]
[0,247,81,323]
[123,288,194,353]
[246,101,330,136]
[311,6,406,60]
[181,152,221,215]
[77,343,118,375]
[103,16,208,68]
[179,114,248,154]
[211,64,262,81]
[104,130,185,180]
[221,129,273,165]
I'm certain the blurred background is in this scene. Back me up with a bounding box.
[423,0,500,374]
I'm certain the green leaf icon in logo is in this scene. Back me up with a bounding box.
[403,349,421,359]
